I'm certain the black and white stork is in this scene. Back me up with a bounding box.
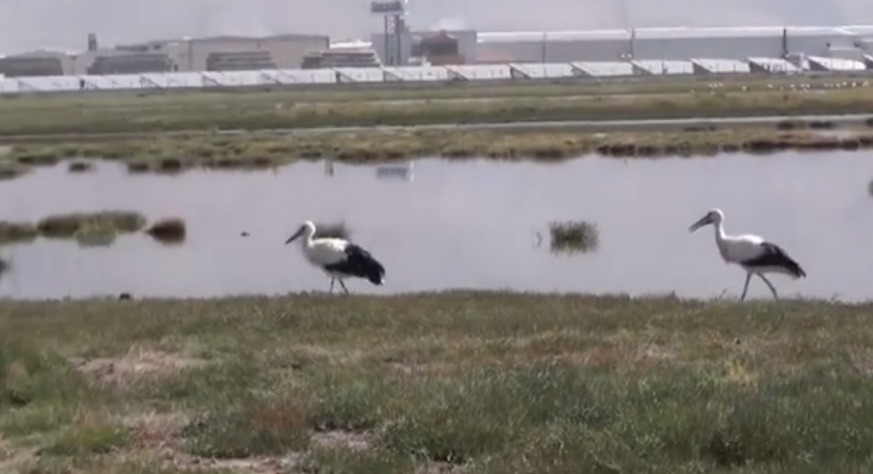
[689,208,806,301]
[285,220,385,294]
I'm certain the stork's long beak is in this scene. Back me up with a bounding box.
[285,227,304,244]
[688,215,711,233]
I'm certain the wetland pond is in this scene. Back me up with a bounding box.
[1,151,872,302]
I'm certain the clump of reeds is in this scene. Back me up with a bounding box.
[68,161,94,173]
[0,165,26,181]
[126,161,150,174]
[146,218,187,244]
[548,220,600,254]
[37,211,147,240]
[15,150,60,166]
[156,158,185,174]
[313,221,352,240]
[0,222,39,245]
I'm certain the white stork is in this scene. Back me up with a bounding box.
[284,220,385,294]
[689,208,806,301]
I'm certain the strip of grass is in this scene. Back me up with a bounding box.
[1,83,873,136]
[3,73,867,115]
[1,292,873,472]
[1,125,872,181]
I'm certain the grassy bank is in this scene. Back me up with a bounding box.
[1,293,873,473]
[1,79,873,136]
[2,124,872,179]
[9,73,868,107]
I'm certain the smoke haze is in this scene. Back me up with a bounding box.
[1,0,871,53]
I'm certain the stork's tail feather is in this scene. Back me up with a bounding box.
[366,261,386,285]
[788,260,807,279]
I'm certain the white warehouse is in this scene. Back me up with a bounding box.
[471,25,873,63]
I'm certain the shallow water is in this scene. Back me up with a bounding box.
[1,152,872,302]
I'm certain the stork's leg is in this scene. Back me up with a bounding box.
[329,277,335,294]
[757,273,779,300]
[339,279,349,295]
[740,272,752,301]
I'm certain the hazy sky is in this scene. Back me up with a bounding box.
[1,0,871,53]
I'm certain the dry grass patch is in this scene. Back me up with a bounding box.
[75,349,207,389]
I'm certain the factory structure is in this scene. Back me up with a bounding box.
[0,32,329,77]
[0,0,872,80]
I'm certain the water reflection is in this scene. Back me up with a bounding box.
[0,152,872,301]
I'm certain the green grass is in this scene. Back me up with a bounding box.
[1,292,873,472]
[1,78,873,136]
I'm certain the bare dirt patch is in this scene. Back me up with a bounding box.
[0,438,36,472]
[127,412,188,451]
[416,461,471,474]
[74,349,207,388]
[125,412,301,473]
[311,430,373,452]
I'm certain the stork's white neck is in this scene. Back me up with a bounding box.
[713,220,726,241]
[713,219,729,259]
[298,225,317,249]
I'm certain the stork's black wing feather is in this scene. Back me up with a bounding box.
[740,242,806,278]
[323,243,386,285]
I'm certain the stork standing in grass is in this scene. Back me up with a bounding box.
[285,220,385,294]
[689,208,806,301]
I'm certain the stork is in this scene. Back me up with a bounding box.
[285,220,385,294]
[689,208,806,301]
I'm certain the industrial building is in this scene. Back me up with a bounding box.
[87,53,174,75]
[0,54,65,77]
[476,26,873,64]
[370,29,478,65]
[302,47,381,69]
[114,33,329,72]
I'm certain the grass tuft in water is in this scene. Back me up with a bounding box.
[0,221,40,245]
[0,165,27,181]
[156,158,186,174]
[67,161,94,173]
[548,220,600,254]
[126,161,150,174]
[36,211,147,240]
[15,150,60,167]
[314,221,352,240]
[146,218,187,244]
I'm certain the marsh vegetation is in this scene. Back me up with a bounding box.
[145,218,187,245]
[0,212,173,248]
[548,220,600,254]
[1,124,872,181]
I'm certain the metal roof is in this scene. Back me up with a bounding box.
[0,58,868,93]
